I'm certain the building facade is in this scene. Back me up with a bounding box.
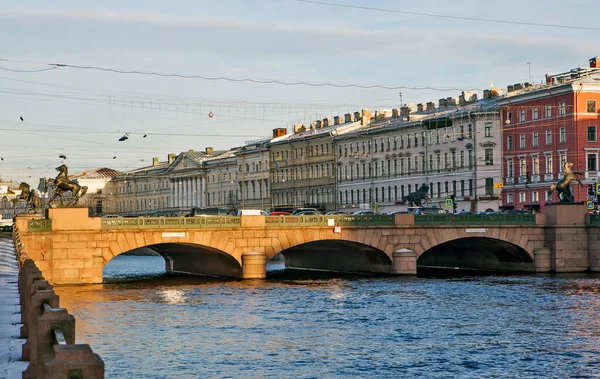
[498,57,600,212]
[335,95,503,213]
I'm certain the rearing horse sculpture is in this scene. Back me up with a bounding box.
[547,162,583,203]
[48,164,88,205]
[17,182,45,214]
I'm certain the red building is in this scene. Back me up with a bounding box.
[498,57,600,213]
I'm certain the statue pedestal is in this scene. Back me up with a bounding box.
[48,207,99,230]
[545,203,587,226]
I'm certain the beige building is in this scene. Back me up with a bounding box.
[237,139,271,210]
[268,113,365,212]
[336,93,503,213]
[204,148,239,209]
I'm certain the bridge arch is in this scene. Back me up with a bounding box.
[276,239,394,274]
[417,236,536,272]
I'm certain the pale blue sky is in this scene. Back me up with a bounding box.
[1,0,599,183]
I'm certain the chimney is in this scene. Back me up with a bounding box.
[417,103,424,112]
[483,89,492,99]
[344,113,353,123]
[272,128,287,138]
[293,124,306,133]
[392,108,400,118]
[168,154,176,164]
[590,56,599,68]
[205,147,214,155]
[361,109,372,126]
[439,98,447,108]
[334,116,342,125]
[545,73,555,85]
[322,118,331,127]
[153,157,159,166]
[354,111,361,121]
[315,120,322,128]
[426,102,435,111]
[446,97,458,106]
[462,91,477,103]
[507,84,514,92]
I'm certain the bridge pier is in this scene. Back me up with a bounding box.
[241,252,267,279]
[534,247,551,272]
[393,249,417,275]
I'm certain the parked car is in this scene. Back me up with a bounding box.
[294,210,321,216]
[236,209,268,216]
[190,207,231,216]
[352,210,378,215]
[388,210,411,215]
[269,211,291,216]
[101,215,123,219]
[408,207,447,215]
[325,211,347,215]
[503,209,531,214]
[291,208,321,215]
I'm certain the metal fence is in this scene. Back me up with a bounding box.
[414,213,537,226]
[101,216,241,230]
[265,214,396,227]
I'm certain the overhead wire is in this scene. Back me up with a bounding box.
[297,0,600,31]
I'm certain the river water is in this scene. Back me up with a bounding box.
[54,255,600,378]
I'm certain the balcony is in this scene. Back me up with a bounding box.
[544,173,554,182]
[530,175,540,183]
[517,176,528,184]
[505,177,514,185]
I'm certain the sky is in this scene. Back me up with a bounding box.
[0,0,599,184]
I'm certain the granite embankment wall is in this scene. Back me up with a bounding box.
[13,227,104,379]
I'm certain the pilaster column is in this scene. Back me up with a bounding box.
[241,252,267,279]
[393,248,417,275]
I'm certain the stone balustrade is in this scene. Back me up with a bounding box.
[13,227,104,379]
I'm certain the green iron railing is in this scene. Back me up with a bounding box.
[590,214,600,226]
[27,219,53,232]
[414,213,536,226]
[265,214,396,227]
[101,216,242,230]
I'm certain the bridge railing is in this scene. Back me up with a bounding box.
[591,214,600,226]
[414,213,537,226]
[265,214,396,227]
[101,216,242,230]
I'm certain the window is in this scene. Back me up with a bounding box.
[507,112,512,124]
[460,151,465,167]
[533,108,539,120]
[560,127,566,143]
[506,159,514,177]
[485,178,494,195]
[519,158,526,176]
[545,104,552,118]
[519,192,526,203]
[588,126,597,141]
[520,109,525,122]
[559,102,566,115]
[484,148,493,165]
[533,132,538,147]
[532,156,539,175]
[532,192,539,202]
[520,134,526,148]
[546,155,553,174]
[588,153,598,172]
[587,100,597,113]
[507,193,514,203]
[507,135,513,150]
[546,129,552,145]
[485,122,492,137]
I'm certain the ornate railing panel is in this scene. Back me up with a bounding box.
[264,214,395,227]
[101,216,242,230]
[590,214,600,226]
[414,213,536,226]
[27,219,53,232]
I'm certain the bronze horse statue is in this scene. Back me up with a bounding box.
[48,164,88,205]
[400,184,431,207]
[547,162,584,203]
[17,182,45,214]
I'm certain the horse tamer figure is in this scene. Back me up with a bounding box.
[48,164,88,205]
[17,182,45,214]
[547,162,584,203]
[400,184,431,207]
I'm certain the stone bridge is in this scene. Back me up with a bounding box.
[12,205,600,285]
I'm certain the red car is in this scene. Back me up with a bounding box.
[269,211,291,216]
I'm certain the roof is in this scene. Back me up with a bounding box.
[70,168,123,179]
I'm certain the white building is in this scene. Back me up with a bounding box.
[335,93,503,213]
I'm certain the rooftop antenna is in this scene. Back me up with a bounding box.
[399,92,403,121]
[526,62,532,84]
